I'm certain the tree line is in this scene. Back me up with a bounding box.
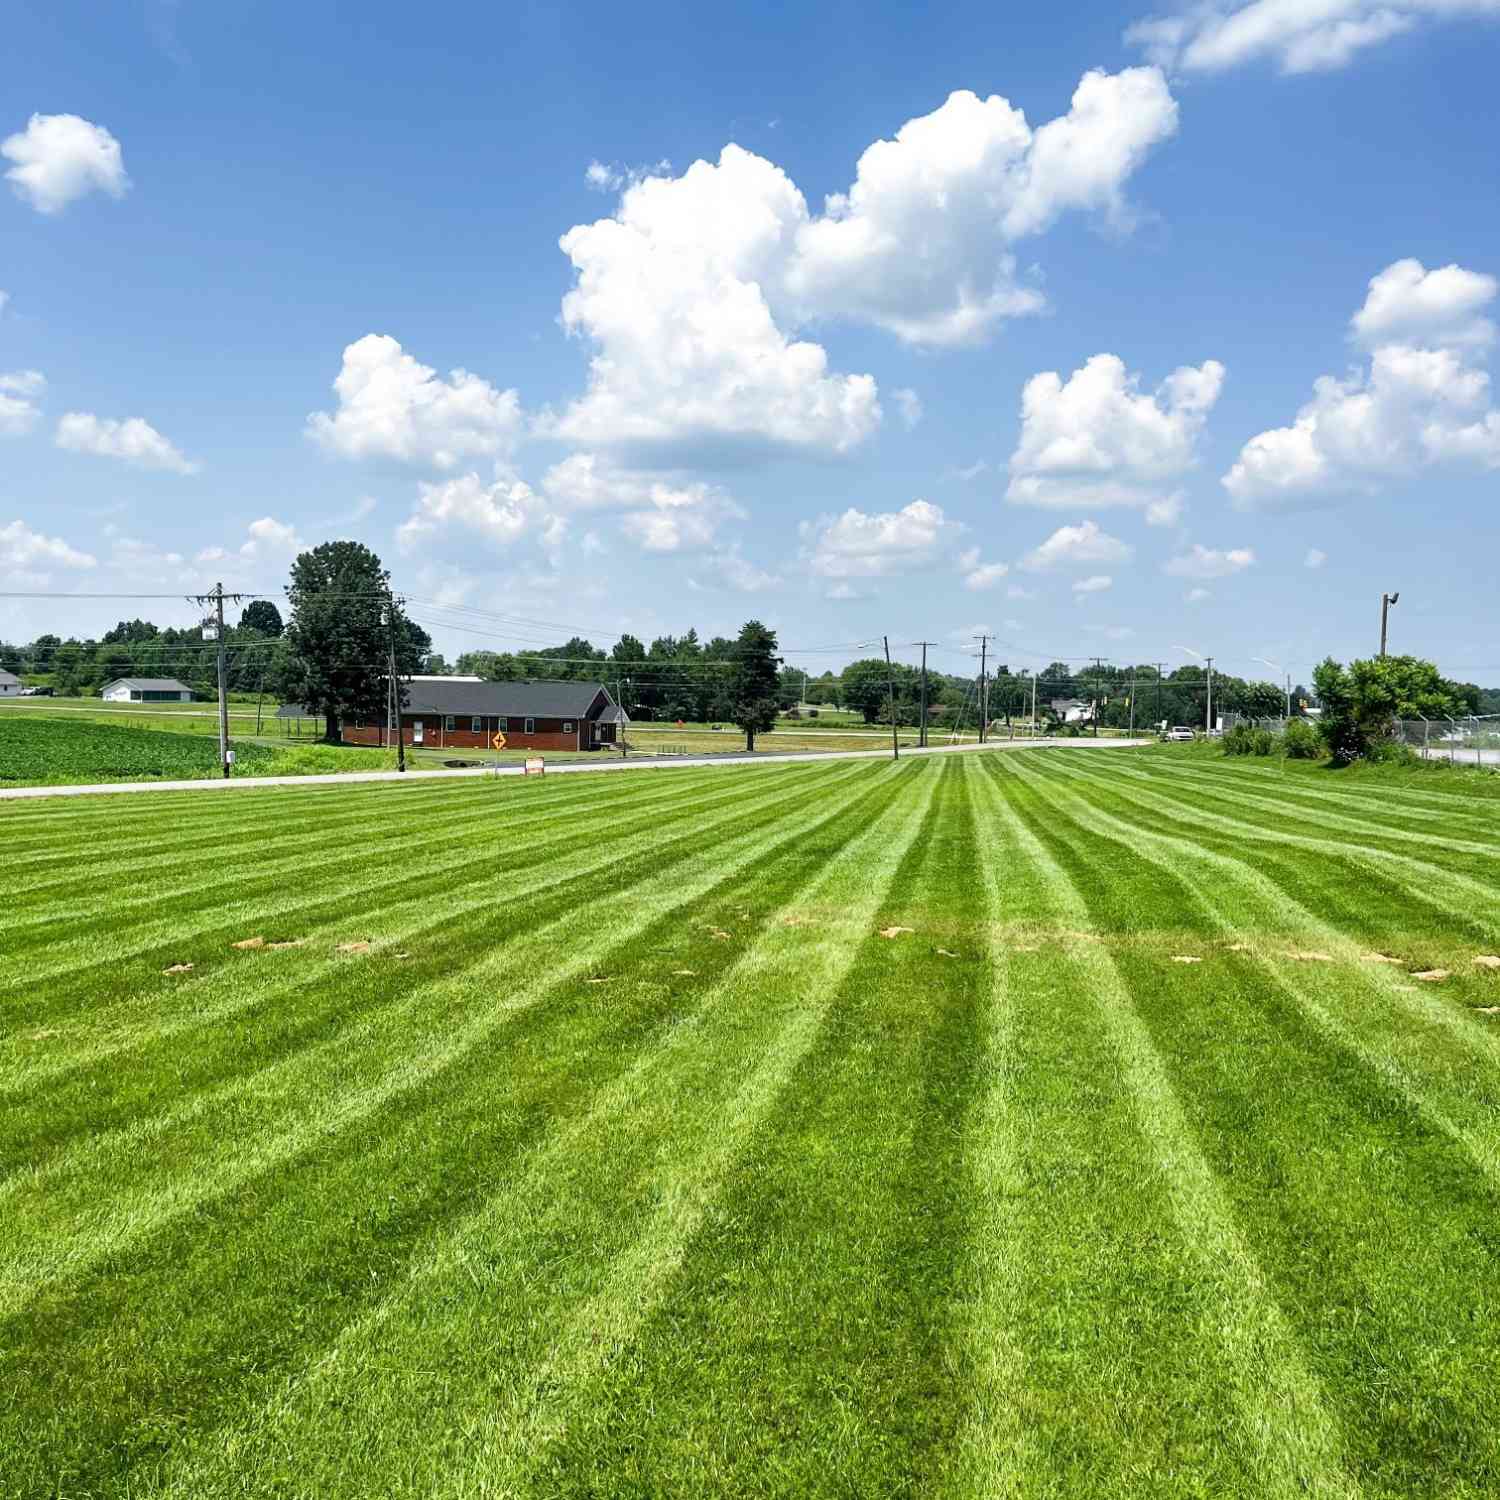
[4,539,1495,736]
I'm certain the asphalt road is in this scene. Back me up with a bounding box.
[0,736,1155,801]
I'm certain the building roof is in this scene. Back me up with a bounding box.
[103,677,193,693]
[0,669,20,686]
[595,703,630,724]
[398,678,612,718]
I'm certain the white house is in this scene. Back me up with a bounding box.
[101,677,194,703]
[0,669,21,697]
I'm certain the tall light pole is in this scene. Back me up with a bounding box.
[1253,656,1292,719]
[1380,591,1400,657]
[1176,645,1213,735]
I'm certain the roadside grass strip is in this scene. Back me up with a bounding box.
[138,761,940,1500]
[0,760,881,1319]
[978,758,1358,1500]
[1003,753,1500,1495]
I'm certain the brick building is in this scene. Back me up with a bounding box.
[342,678,627,752]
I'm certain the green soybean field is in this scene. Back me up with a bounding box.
[0,717,278,785]
[4,748,1500,1499]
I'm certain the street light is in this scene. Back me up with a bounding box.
[1253,655,1292,718]
[1380,591,1400,657]
[1175,644,1215,734]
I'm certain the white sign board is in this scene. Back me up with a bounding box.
[524,756,545,776]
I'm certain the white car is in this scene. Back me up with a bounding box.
[1163,725,1197,742]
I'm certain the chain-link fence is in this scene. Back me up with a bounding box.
[1395,716,1500,768]
[1220,714,1293,734]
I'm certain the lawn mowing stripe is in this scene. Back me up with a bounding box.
[0,762,869,1164]
[139,761,940,1500]
[0,763,806,964]
[1036,755,1500,1058]
[938,758,1046,1499]
[1020,756,1500,1176]
[977,756,1358,1500]
[0,761,852,1103]
[1132,757,1500,842]
[497,759,976,1499]
[1040,752,1500,949]
[2,767,709,906]
[1132,752,1500,831]
[0,760,896,1319]
[0,765,924,1500]
[0,761,840,1023]
[1004,758,1500,1495]
[1011,755,1500,1184]
[1107,756,1500,865]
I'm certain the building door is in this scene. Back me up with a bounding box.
[412,720,424,745]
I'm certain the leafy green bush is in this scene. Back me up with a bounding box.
[1251,728,1276,756]
[1313,654,1470,765]
[1281,719,1322,759]
[1222,723,1257,756]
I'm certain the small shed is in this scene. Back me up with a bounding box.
[0,669,21,697]
[102,677,194,703]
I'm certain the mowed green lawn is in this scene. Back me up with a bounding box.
[4,749,1500,1498]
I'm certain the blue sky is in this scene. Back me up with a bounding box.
[2,0,1498,686]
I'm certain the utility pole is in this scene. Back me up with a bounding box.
[1154,664,1166,730]
[914,641,936,748]
[1030,668,1037,734]
[1085,657,1106,737]
[974,633,991,744]
[383,592,406,773]
[1380,590,1400,657]
[1205,656,1215,736]
[189,582,243,778]
[1128,672,1136,736]
[882,635,899,760]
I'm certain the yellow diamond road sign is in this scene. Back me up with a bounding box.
[492,730,507,750]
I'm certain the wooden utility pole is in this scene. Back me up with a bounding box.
[383,592,406,773]
[883,635,899,760]
[974,633,991,743]
[914,641,936,748]
[1090,656,1106,737]
[1380,591,1400,657]
[190,582,244,779]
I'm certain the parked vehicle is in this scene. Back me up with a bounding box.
[1163,725,1197,742]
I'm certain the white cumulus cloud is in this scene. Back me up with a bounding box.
[1223,258,1500,505]
[1163,543,1255,578]
[238,516,304,560]
[397,472,561,553]
[1020,519,1133,571]
[541,452,744,551]
[308,334,522,470]
[0,370,46,437]
[0,517,96,571]
[802,498,965,579]
[1127,0,1500,74]
[784,69,1177,345]
[1008,353,1223,510]
[548,69,1176,461]
[2,112,129,213]
[1073,574,1113,593]
[55,411,197,473]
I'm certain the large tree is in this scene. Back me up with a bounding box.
[240,600,284,637]
[730,619,781,751]
[841,658,891,723]
[276,541,428,742]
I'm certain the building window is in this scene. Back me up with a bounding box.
[498,717,508,731]
[471,716,482,732]
[444,715,455,731]
[563,721,574,732]
[524,718,535,734]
